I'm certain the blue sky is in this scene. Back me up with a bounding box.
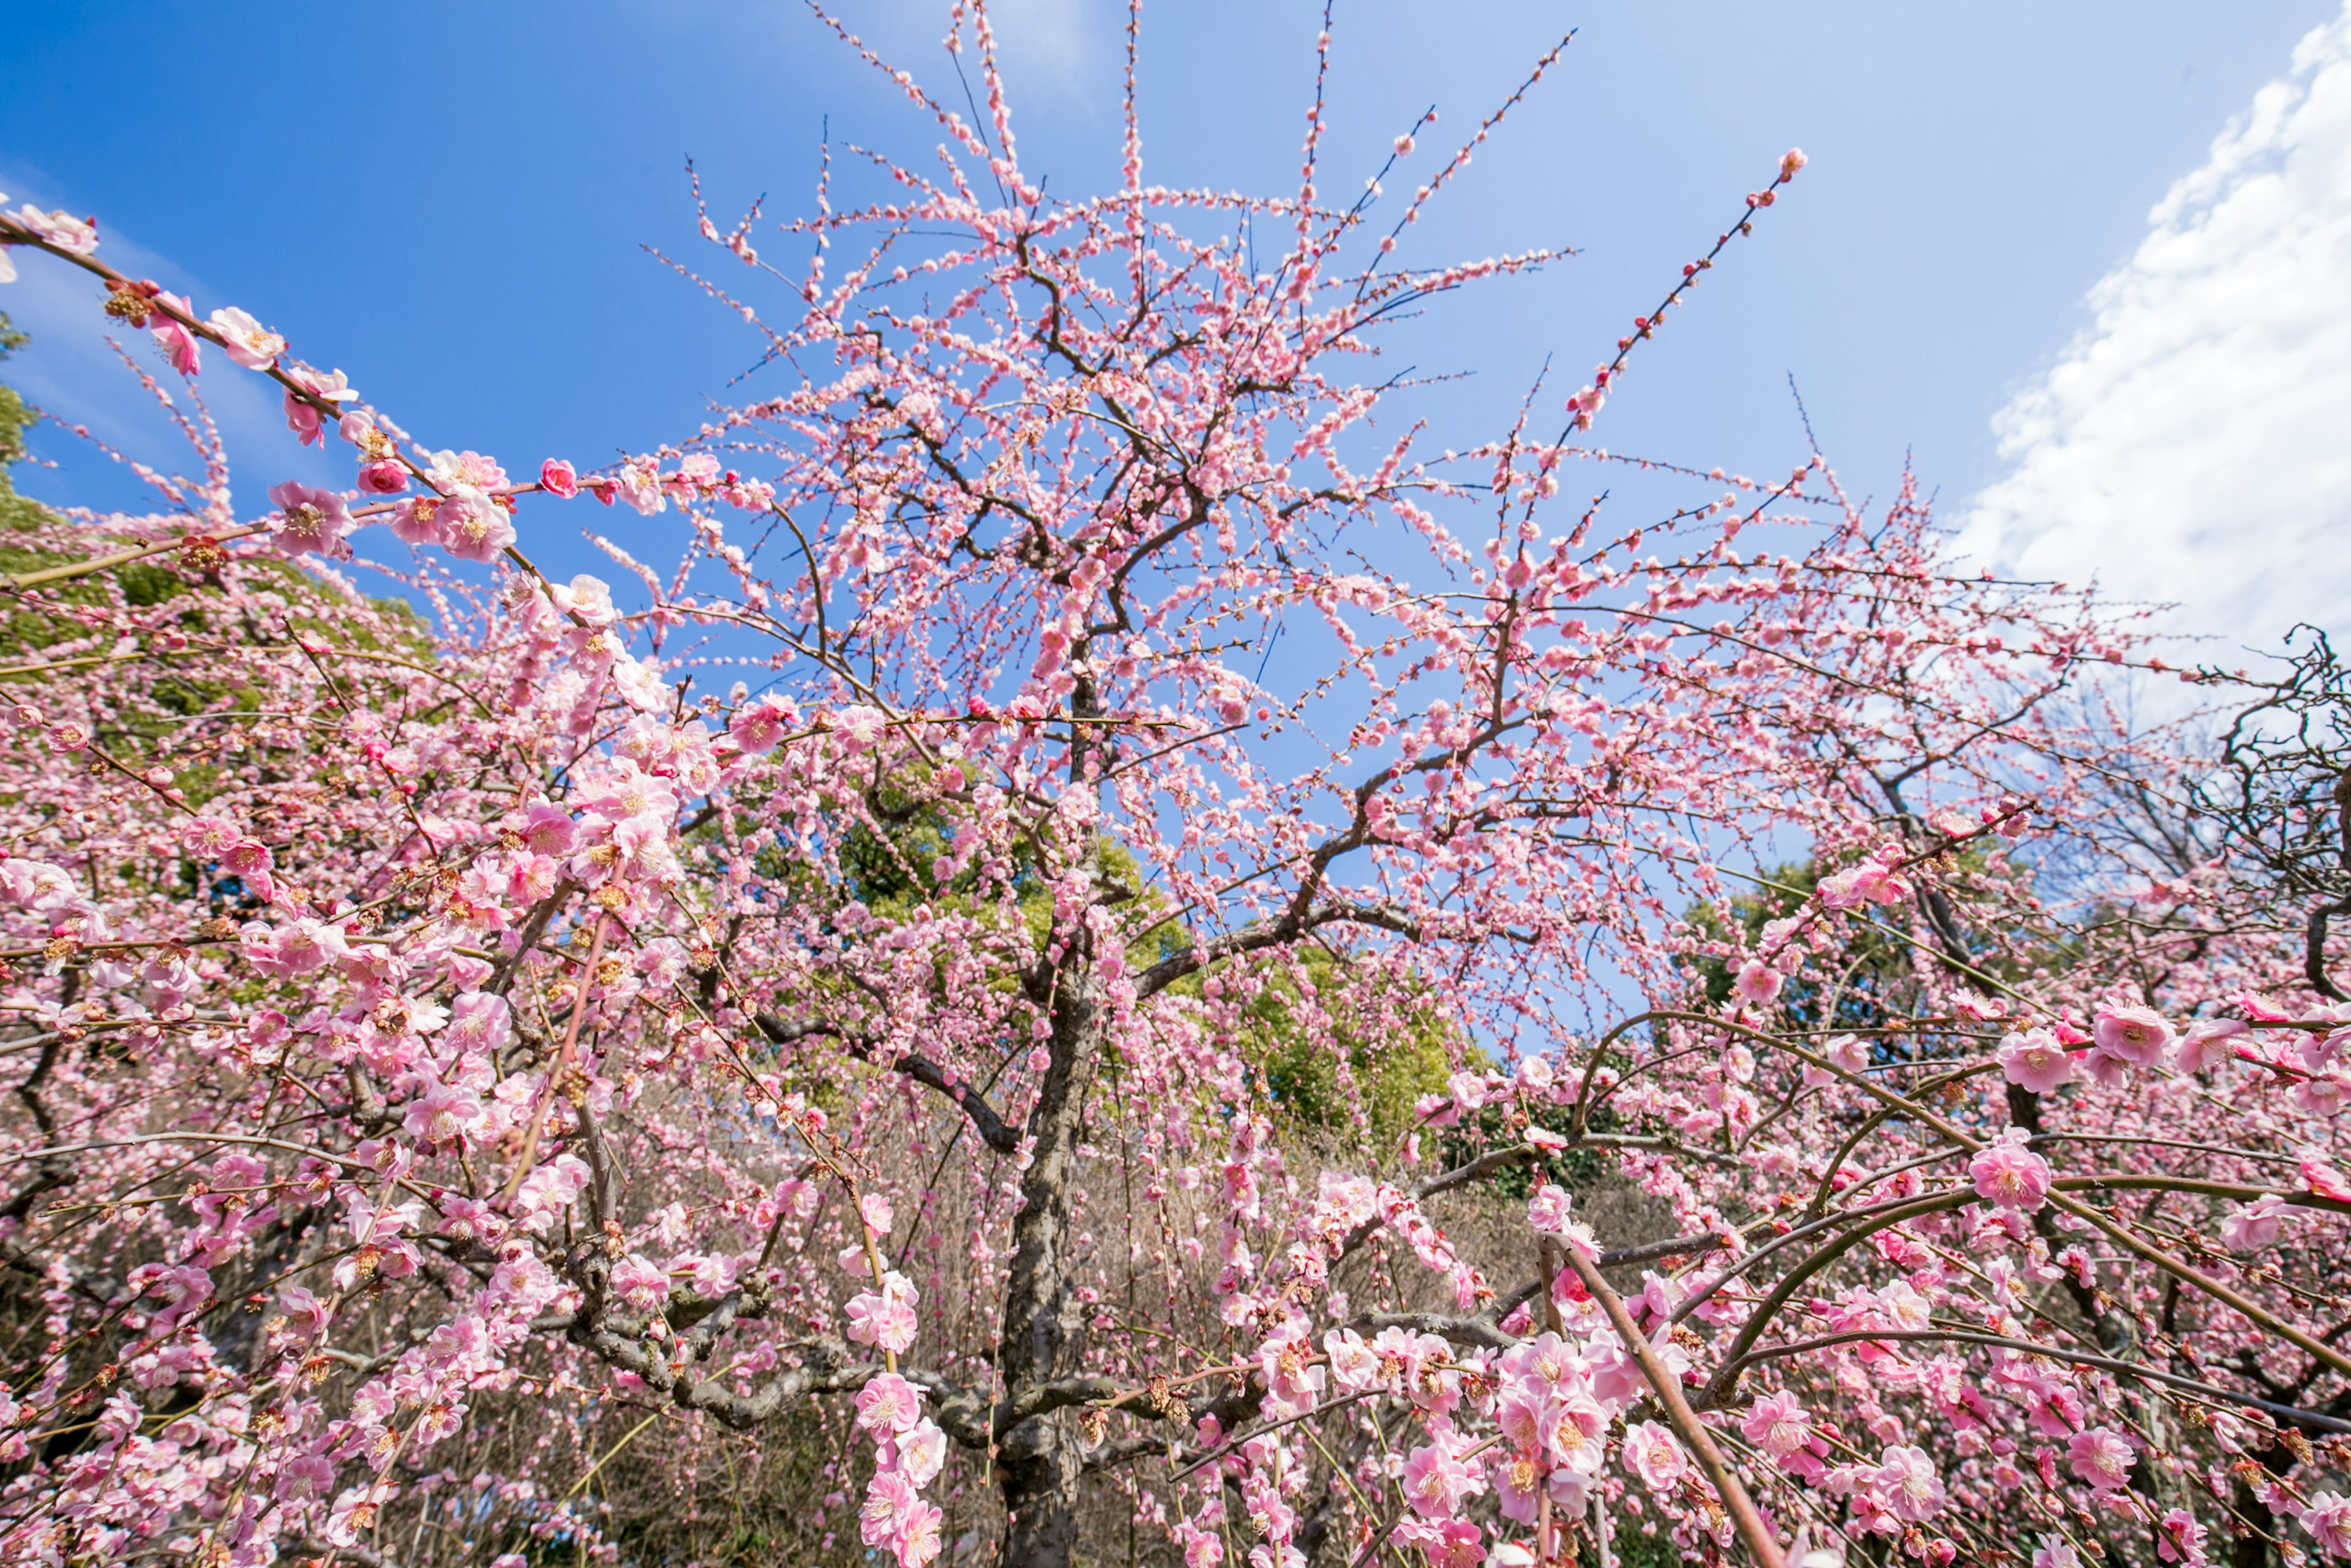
[4,1,2346,650]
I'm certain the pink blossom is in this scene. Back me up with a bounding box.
[730,697,799,754]
[1622,1420,1689,1493]
[1400,1439,1481,1518]
[894,1501,944,1567]
[1970,1129,2052,1210]
[2092,1005,2174,1067]
[847,1288,920,1354]
[358,459,409,494]
[402,1081,483,1146]
[1741,1390,1812,1458]
[861,1470,920,1547]
[208,306,285,370]
[14,205,99,255]
[149,291,200,375]
[611,1253,671,1310]
[282,361,358,443]
[1999,1029,2075,1093]
[2220,1194,2288,1251]
[439,490,517,563]
[1526,1181,1575,1237]
[1734,958,1783,1005]
[1875,1444,1944,1521]
[2067,1426,2135,1491]
[892,1418,947,1487]
[541,457,580,498]
[2302,1492,2351,1555]
[855,1372,923,1436]
[2156,1507,2208,1564]
[2176,1018,2248,1073]
[266,480,354,557]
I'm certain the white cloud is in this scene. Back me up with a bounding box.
[1960,2,2351,645]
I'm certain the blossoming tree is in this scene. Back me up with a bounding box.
[0,9,2344,1568]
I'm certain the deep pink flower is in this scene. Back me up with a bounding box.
[151,292,201,376]
[357,459,409,494]
[541,458,580,498]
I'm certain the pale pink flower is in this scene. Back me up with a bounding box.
[1400,1439,1480,1518]
[2033,1536,2082,1568]
[2294,1070,2351,1117]
[1526,1182,1575,1237]
[847,1289,919,1354]
[15,205,99,255]
[861,1471,920,1548]
[2175,1018,2247,1073]
[439,490,516,563]
[1622,1420,1689,1493]
[1999,1029,2075,1093]
[1741,1389,1812,1458]
[2301,1491,2351,1555]
[1734,958,1783,1005]
[2067,1426,2135,1491]
[208,306,285,370]
[893,1419,947,1487]
[1970,1130,2052,1210]
[611,1254,670,1310]
[402,1081,483,1147]
[266,480,353,557]
[2092,1005,2174,1068]
[1322,1327,1380,1390]
[894,1501,944,1567]
[855,1372,923,1436]
[1875,1445,1944,1521]
[838,704,891,751]
[2220,1194,2287,1252]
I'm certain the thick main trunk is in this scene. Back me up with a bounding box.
[994,959,1103,1568]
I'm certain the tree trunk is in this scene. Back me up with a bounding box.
[994,936,1105,1567]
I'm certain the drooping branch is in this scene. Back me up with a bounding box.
[754,1010,1022,1153]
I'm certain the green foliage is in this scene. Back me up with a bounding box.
[0,313,47,538]
[1210,945,1458,1152]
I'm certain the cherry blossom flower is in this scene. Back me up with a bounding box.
[1970,1129,2052,1210]
[208,306,285,370]
[2067,1426,2135,1491]
[2093,1005,2175,1068]
[266,480,353,557]
[1623,1421,1689,1493]
[1999,1029,2076,1093]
